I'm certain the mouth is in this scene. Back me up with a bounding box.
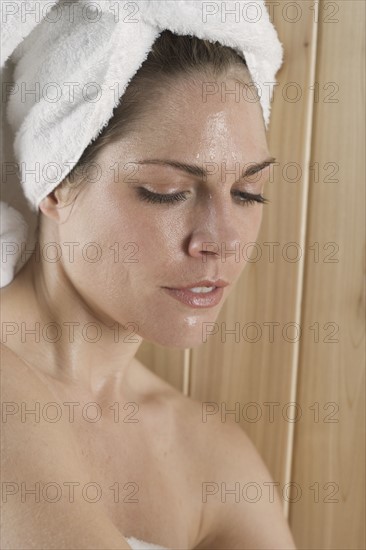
[161,285,226,308]
[163,279,230,291]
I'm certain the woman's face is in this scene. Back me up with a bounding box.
[47,71,272,348]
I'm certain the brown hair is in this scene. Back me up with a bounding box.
[44,30,251,217]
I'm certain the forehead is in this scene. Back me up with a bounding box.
[147,71,262,125]
[98,71,268,171]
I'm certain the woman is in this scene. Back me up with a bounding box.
[1,22,296,550]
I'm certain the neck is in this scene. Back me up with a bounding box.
[1,249,144,401]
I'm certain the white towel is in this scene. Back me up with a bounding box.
[125,536,169,550]
[0,0,284,287]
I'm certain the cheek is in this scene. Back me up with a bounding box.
[245,206,264,238]
[133,210,184,265]
[55,197,137,284]
[74,201,175,282]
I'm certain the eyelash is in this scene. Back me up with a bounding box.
[137,188,269,206]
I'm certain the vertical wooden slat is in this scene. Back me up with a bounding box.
[282,0,321,519]
[290,1,365,549]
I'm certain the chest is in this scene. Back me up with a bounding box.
[69,411,203,549]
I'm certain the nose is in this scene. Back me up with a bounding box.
[187,197,241,260]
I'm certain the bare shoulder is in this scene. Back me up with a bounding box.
[0,343,133,550]
[82,355,294,549]
[171,395,297,550]
[1,341,84,504]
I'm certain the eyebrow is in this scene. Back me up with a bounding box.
[134,156,276,183]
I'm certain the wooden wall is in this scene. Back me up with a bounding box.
[137,1,365,548]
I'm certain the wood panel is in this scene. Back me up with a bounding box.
[289,1,365,549]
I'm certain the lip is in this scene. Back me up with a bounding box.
[161,286,226,308]
[163,279,230,290]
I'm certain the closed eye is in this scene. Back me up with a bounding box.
[136,188,269,206]
[232,191,269,206]
[137,188,188,204]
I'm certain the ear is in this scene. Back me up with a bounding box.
[38,190,63,223]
